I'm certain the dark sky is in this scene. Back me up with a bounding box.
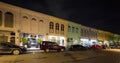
[1,0,120,34]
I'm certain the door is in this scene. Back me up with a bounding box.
[0,43,11,53]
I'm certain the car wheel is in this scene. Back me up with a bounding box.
[12,49,20,55]
[60,48,64,52]
[45,49,49,52]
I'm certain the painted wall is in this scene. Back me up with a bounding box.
[67,21,81,46]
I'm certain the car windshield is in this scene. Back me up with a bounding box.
[52,42,59,46]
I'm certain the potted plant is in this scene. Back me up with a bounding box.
[37,38,43,48]
[37,38,42,44]
[21,37,28,47]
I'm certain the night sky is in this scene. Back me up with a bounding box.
[1,0,120,34]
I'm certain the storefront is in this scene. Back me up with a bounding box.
[48,35,66,46]
[80,38,98,47]
[80,38,89,47]
[0,30,16,44]
[20,33,43,49]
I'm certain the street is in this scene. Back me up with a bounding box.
[0,49,120,63]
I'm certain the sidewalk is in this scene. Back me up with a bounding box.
[27,48,44,52]
[102,49,120,52]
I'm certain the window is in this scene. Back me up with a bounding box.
[76,28,78,33]
[61,24,64,34]
[23,16,28,19]
[81,28,85,37]
[61,24,64,31]
[49,22,54,29]
[86,29,89,37]
[5,12,14,28]
[85,29,88,37]
[49,22,54,33]
[81,29,83,36]
[0,11,2,26]
[32,18,36,21]
[55,23,59,34]
[55,23,59,30]
[68,26,71,32]
[10,32,15,35]
[0,43,11,47]
[72,27,74,32]
[39,20,44,23]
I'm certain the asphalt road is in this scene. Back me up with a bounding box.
[0,49,120,63]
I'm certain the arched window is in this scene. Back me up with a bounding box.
[61,24,64,34]
[49,22,54,29]
[39,20,44,23]
[55,23,59,34]
[61,24,64,31]
[32,18,36,21]
[23,16,28,19]
[55,23,59,30]
[0,11,2,26]
[5,12,14,28]
[49,22,54,33]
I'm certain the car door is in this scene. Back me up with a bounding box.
[0,45,4,53]
[52,43,59,50]
[0,43,11,53]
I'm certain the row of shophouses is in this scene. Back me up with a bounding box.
[0,2,120,48]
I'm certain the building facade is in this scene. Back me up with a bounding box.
[67,21,81,46]
[47,16,68,46]
[0,2,120,49]
[80,25,98,47]
[0,2,20,45]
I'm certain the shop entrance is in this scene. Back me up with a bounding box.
[28,38,38,48]
[21,33,43,50]
[0,31,15,44]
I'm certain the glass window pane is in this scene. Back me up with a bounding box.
[5,12,14,28]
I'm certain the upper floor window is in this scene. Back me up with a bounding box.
[81,28,83,36]
[72,27,75,32]
[0,11,2,26]
[55,23,59,30]
[32,18,36,21]
[23,16,28,19]
[85,29,88,37]
[61,24,64,31]
[68,26,71,32]
[5,12,14,28]
[39,20,44,23]
[76,28,78,33]
[49,22,54,29]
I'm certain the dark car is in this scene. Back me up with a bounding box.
[68,44,87,51]
[0,42,27,55]
[40,41,65,52]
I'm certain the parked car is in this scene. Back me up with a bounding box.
[40,41,65,52]
[0,42,27,55]
[68,44,87,51]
